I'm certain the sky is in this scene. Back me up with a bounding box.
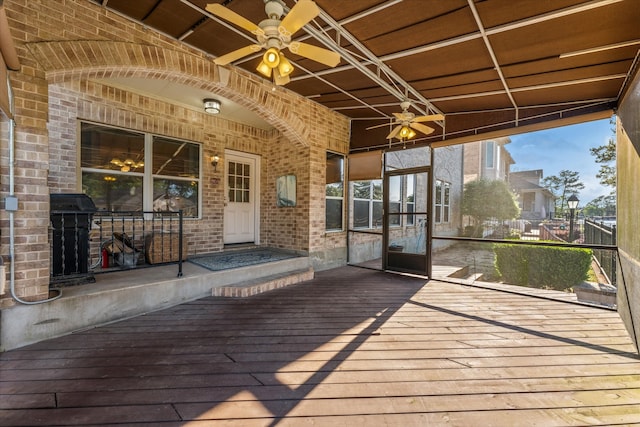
[507,118,615,205]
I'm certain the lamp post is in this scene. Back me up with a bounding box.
[567,194,579,242]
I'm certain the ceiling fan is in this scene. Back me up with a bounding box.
[206,0,341,85]
[367,101,445,140]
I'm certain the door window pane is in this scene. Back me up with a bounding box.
[228,161,251,204]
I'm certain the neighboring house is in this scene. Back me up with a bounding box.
[461,138,516,236]
[463,137,514,183]
[509,170,556,220]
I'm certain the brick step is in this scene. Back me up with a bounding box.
[212,267,314,298]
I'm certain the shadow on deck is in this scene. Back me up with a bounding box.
[1,265,639,426]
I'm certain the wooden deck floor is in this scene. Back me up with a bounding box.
[2,266,639,426]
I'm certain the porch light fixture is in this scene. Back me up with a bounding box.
[203,98,221,114]
[211,154,220,172]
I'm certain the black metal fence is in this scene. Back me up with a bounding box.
[584,218,617,285]
[50,210,184,285]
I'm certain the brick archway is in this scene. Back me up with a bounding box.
[26,40,311,147]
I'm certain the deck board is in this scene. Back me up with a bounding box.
[1,266,639,426]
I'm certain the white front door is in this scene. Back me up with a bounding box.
[224,151,259,244]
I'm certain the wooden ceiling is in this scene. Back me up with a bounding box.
[90,0,640,151]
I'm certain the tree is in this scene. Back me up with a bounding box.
[462,179,520,236]
[589,119,616,189]
[590,140,616,188]
[583,194,616,217]
[541,170,585,216]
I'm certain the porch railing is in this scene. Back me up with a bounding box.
[584,218,617,285]
[50,210,184,285]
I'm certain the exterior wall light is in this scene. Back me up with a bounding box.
[203,99,221,114]
[211,154,220,172]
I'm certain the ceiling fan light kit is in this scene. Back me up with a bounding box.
[277,52,294,76]
[263,47,280,67]
[207,0,341,86]
[399,126,416,140]
[256,60,273,77]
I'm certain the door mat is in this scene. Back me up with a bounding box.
[189,248,301,271]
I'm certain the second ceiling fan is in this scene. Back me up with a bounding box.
[367,101,445,140]
[207,0,341,85]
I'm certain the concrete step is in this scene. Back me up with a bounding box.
[213,267,314,298]
[2,255,312,351]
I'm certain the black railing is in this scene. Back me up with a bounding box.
[50,210,184,285]
[584,218,617,285]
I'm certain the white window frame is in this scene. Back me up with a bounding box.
[352,180,383,229]
[79,121,202,218]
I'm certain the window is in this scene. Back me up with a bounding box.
[351,175,417,229]
[485,140,495,168]
[152,136,200,217]
[326,151,344,231]
[523,192,535,212]
[435,179,451,223]
[80,122,201,217]
[353,180,382,228]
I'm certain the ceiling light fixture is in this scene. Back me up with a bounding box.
[203,98,221,114]
[110,157,144,172]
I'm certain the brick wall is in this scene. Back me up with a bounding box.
[0,0,349,305]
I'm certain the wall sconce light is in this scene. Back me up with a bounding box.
[203,98,221,114]
[211,154,220,172]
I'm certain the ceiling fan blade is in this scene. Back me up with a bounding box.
[288,42,340,67]
[410,122,435,135]
[206,3,261,34]
[387,125,402,139]
[279,0,319,36]
[213,44,261,65]
[413,114,445,123]
[392,112,407,121]
[366,121,397,130]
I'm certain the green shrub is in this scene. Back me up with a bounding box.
[494,243,592,291]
